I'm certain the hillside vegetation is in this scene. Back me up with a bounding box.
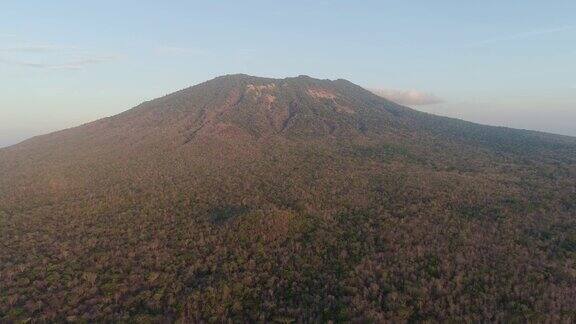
[1,75,575,322]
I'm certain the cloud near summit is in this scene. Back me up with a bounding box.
[368,88,443,105]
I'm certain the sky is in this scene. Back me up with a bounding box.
[1,1,575,147]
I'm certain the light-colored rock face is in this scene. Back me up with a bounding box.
[307,88,337,99]
[246,84,277,107]
[307,88,355,114]
[246,83,277,98]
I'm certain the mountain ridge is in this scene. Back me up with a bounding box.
[4,74,575,153]
[1,74,575,322]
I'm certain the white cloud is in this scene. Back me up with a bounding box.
[369,88,443,106]
[0,44,79,52]
[0,44,67,52]
[0,55,118,70]
[0,40,118,70]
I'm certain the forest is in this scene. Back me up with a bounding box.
[1,74,575,322]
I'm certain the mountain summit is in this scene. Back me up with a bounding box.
[5,74,573,164]
[1,75,575,322]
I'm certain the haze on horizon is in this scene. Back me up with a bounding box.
[1,1,575,148]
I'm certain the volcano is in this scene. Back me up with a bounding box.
[1,74,575,322]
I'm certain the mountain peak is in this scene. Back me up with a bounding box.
[169,74,384,141]
[7,74,574,156]
[2,73,576,322]
[205,73,351,86]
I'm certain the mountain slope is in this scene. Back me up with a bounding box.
[1,74,575,322]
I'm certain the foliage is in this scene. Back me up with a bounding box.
[0,75,575,322]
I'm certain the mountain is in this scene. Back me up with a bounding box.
[1,74,575,322]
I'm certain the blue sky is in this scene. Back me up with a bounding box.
[1,1,575,147]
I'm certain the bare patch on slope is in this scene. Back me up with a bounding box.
[246,84,277,108]
[246,83,276,96]
[307,88,337,99]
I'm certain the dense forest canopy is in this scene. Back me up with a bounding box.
[1,74,575,322]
